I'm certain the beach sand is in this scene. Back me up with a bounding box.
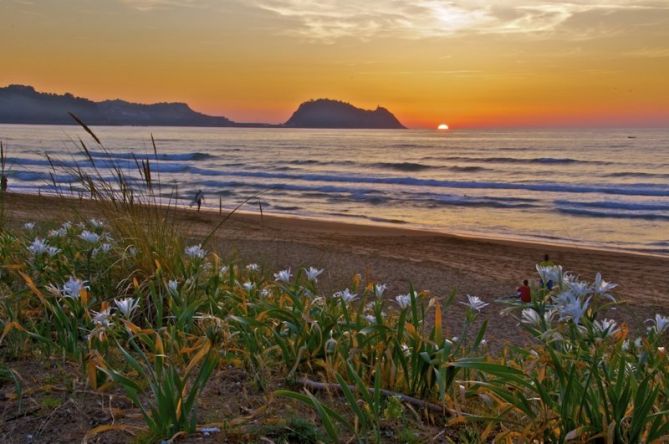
[4,192,668,347]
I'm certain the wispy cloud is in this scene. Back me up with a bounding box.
[250,1,669,42]
[119,0,204,12]
[624,48,669,58]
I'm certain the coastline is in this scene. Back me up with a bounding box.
[4,191,669,346]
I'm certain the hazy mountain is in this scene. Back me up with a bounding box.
[0,84,238,127]
[0,85,405,129]
[284,99,405,129]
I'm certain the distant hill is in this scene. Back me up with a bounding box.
[0,84,240,127]
[284,99,405,129]
[0,85,405,129]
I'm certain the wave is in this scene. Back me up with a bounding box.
[368,216,408,224]
[87,151,214,161]
[447,166,490,173]
[555,199,669,212]
[272,205,302,211]
[188,177,542,210]
[187,167,669,197]
[10,171,74,182]
[372,162,433,172]
[604,171,669,179]
[421,155,610,165]
[556,207,669,221]
[426,194,538,209]
[286,159,356,167]
[6,155,191,173]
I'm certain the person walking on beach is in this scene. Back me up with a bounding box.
[192,189,204,212]
[0,175,7,192]
[540,254,554,266]
[517,279,532,303]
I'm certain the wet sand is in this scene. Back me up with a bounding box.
[4,192,669,346]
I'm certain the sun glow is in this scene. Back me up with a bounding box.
[437,123,449,130]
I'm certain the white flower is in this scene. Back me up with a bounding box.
[260,288,271,298]
[220,265,229,275]
[246,263,259,272]
[304,266,324,282]
[333,288,358,303]
[92,307,112,327]
[184,244,206,259]
[395,294,411,309]
[127,246,137,257]
[557,296,591,325]
[521,308,542,326]
[553,288,578,307]
[646,314,669,335]
[28,238,49,255]
[365,314,376,323]
[242,281,255,292]
[459,295,489,312]
[593,318,619,337]
[592,273,617,301]
[536,264,562,287]
[374,283,388,298]
[79,230,100,243]
[92,242,113,257]
[199,427,221,437]
[62,221,72,230]
[61,277,88,299]
[89,218,105,228]
[114,297,139,318]
[46,246,61,257]
[168,279,179,294]
[564,278,591,298]
[400,343,410,356]
[23,222,35,231]
[274,268,292,283]
[48,227,67,238]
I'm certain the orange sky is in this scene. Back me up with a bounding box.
[2,0,669,128]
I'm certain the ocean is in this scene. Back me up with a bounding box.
[1,124,668,256]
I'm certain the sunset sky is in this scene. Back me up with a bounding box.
[2,0,669,128]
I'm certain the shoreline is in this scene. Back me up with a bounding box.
[225,206,669,260]
[7,189,668,260]
[4,191,669,346]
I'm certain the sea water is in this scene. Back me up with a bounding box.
[1,125,668,256]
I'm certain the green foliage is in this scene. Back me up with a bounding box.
[99,330,219,440]
[1,216,668,443]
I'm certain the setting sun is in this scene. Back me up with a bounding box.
[438,123,449,130]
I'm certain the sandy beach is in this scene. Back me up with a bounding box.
[4,192,669,347]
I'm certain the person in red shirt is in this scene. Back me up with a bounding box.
[517,280,531,303]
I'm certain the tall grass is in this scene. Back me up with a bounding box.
[0,141,7,230]
[48,116,184,278]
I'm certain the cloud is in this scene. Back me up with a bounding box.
[250,0,669,41]
[624,48,669,58]
[119,0,203,11]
